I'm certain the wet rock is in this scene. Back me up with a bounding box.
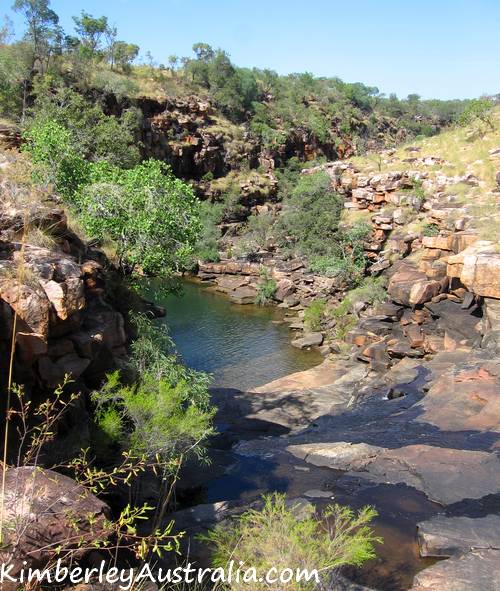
[287,441,384,471]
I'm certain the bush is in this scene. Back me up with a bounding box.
[255,268,277,305]
[93,313,214,463]
[76,160,201,275]
[277,172,344,257]
[304,299,326,331]
[202,492,381,590]
[308,221,371,287]
[191,200,224,264]
[26,84,141,168]
[22,119,89,195]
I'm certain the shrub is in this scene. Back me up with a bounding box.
[308,221,371,287]
[422,223,440,237]
[77,159,201,275]
[22,119,89,195]
[277,172,344,257]
[202,492,381,590]
[255,268,277,305]
[93,313,214,463]
[304,299,326,331]
[191,200,224,264]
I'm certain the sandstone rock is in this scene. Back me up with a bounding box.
[417,515,500,558]
[215,274,249,292]
[287,442,384,471]
[0,280,50,337]
[387,261,441,306]
[38,353,91,388]
[41,278,85,321]
[0,467,109,579]
[410,550,500,591]
[447,241,500,298]
[228,285,257,304]
[291,332,323,349]
[274,278,296,301]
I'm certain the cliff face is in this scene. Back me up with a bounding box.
[0,151,128,396]
[104,94,411,192]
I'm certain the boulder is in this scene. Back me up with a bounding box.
[0,280,50,337]
[0,467,110,580]
[228,285,257,304]
[40,278,86,320]
[387,261,441,306]
[447,241,500,298]
[291,332,324,349]
[417,515,500,558]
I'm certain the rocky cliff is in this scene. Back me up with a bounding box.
[0,151,129,396]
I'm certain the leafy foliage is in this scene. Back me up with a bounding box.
[277,172,344,256]
[77,159,201,275]
[93,313,214,463]
[304,299,326,331]
[202,492,381,590]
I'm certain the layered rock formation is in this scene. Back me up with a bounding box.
[0,156,128,394]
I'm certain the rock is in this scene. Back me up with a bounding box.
[447,241,500,298]
[387,260,441,306]
[0,280,50,337]
[417,515,500,558]
[287,442,384,471]
[415,360,500,432]
[358,444,500,505]
[215,275,249,292]
[38,353,91,388]
[404,324,425,348]
[291,332,324,349]
[410,550,500,591]
[228,285,257,304]
[0,467,109,579]
[274,278,296,301]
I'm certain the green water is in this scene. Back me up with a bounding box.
[152,280,322,391]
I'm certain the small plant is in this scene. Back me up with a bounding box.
[304,299,326,331]
[255,268,277,305]
[202,492,381,591]
[422,223,440,237]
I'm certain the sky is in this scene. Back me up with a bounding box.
[5,0,500,100]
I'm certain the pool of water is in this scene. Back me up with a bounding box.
[148,278,438,590]
[151,279,322,391]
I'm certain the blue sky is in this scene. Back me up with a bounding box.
[6,0,500,99]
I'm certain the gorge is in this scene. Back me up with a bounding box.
[0,4,499,589]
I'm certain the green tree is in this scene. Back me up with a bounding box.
[13,0,60,72]
[77,159,202,275]
[459,98,494,130]
[111,40,139,72]
[277,172,344,257]
[0,41,33,120]
[72,10,108,58]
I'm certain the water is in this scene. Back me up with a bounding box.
[149,278,438,590]
[152,279,322,391]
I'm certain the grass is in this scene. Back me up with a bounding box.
[348,106,500,239]
[304,299,326,331]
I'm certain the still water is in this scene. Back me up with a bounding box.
[153,279,322,390]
